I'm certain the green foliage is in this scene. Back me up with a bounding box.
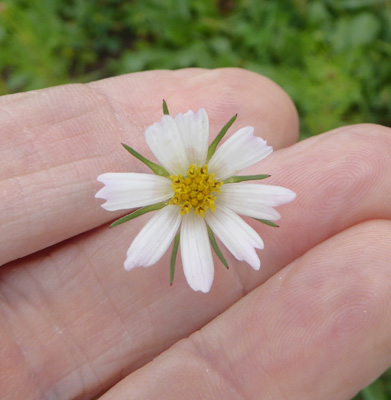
[0,0,390,396]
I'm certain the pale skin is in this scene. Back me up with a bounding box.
[1,68,391,400]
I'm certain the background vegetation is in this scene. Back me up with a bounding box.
[0,0,390,397]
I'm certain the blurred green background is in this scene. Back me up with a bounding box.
[1,0,390,397]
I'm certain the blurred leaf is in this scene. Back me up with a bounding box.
[331,13,381,51]
[329,0,387,10]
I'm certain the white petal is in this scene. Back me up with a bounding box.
[205,205,263,270]
[96,173,173,211]
[180,212,214,293]
[218,183,296,221]
[145,115,189,175]
[124,205,181,270]
[208,126,273,180]
[175,108,209,166]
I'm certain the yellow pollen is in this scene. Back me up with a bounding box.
[169,164,223,217]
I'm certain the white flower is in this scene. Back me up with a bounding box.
[96,107,296,293]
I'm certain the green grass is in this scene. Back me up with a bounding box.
[1,0,390,397]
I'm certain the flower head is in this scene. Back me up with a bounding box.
[169,164,222,216]
[96,102,295,293]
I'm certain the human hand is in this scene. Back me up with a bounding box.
[1,68,390,400]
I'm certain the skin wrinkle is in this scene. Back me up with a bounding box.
[0,85,94,128]
[3,250,103,399]
[216,289,292,400]
[48,286,90,398]
[0,97,22,113]
[85,83,130,143]
[46,323,102,398]
[0,154,110,265]
[9,381,43,400]
[1,143,115,184]
[61,237,175,388]
[0,99,100,169]
[47,357,91,400]
[246,323,288,399]
[188,331,250,400]
[0,280,54,400]
[72,238,136,352]
[175,340,248,400]
[0,105,100,157]
[0,86,123,185]
[0,103,26,139]
[41,244,88,293]
[3,157,124,266]
[88,341,145,397]
[119,335,172,377]
[85,81,157,160]
[144,299,164,364]
[2,92,127,263]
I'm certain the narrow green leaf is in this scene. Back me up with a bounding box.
[110,202,166,228]
[162,99,169,115]
[207,114,237,161]
[223,174,271,184]
[207,225,229,269]
[121,143,170,177]
[253,218,279,228]
[170,232,180,285]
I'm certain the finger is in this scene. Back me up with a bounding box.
[0,68,298,265]
[101,219,391,400]
[251,123,391,286]
[1,124,390,399]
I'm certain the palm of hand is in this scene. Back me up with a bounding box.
[1,69,390,400]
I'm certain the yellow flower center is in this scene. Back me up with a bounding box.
[169,164,223,217]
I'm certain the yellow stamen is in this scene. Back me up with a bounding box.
[169,164,222,217]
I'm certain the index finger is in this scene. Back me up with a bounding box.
[0,68,298,265]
